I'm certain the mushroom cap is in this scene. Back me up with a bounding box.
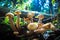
[49,22,55,30]
[13,32,19,35]
[27,23,38,31]
[32,38,39,40]
[34,28,46,33]
[38,23,44,28]
[24,18,31,23]
[42,22,55,30]
[27,12,34,18]
[38,14,44,20]
[15,10,21,15]
[6,12,14,18]
[42,23,50,29]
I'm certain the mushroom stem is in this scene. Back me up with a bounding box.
[38,18,43,29]
[7,14,18,31]
[6,13,19,35]
[38,14,44,28]
[31,18,33,23]
[15,11,21,31]
[16,15,20,29]
[38,19,42,23]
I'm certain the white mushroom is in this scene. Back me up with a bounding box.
[6,12,18,32]
[15,10,21,30]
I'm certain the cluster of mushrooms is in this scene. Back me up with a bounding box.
[27,14,55,34]
[6,10,55,35]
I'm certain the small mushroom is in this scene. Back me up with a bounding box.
[38,14,44,28]
[13,31,19,35]
[32,38,39,40]
[24,18,31,24]
[15,10,21,30]
[38,14,44,23]
[6,12,18,32]
[27,12,34,18]
[26,30,30,34]
[26,30,33,35]
[38,14,44,20]
[27,12,34,23]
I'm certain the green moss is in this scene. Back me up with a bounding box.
[52,20,58,24]
[2,16,9,25]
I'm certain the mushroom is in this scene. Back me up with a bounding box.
[49,22,55,30]
[27,23,38,31]
[13,31,19,35]
[24,18,31,24]
[26,30,33,36]
[34,28,46,34]
[38,14,44,20]
[15,10,21,30]
[27,12,34,23]
[32,38,39,40]
[42,23,51,29]
[38,14,44,23]
[6,12,18,32]
[38,14,44,28]
[42,22,55,30]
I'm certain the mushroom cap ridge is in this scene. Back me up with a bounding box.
[6,12,14,18]
[15,10,21,15]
